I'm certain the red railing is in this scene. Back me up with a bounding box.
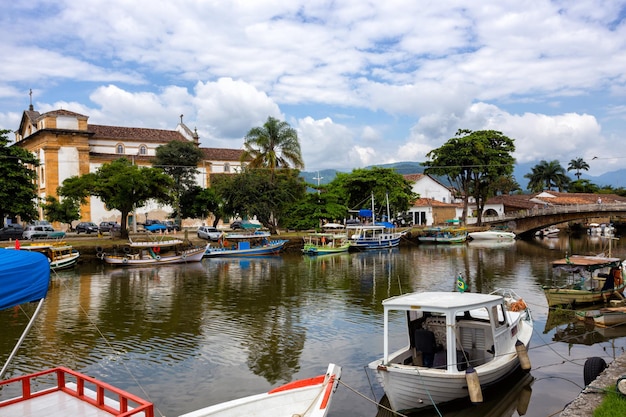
[0,367,154,417]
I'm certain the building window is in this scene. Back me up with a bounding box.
[139,145,147,155]
[224,163,230,173]
[116,144,124,154]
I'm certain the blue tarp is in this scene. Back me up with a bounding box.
[359,209,372,218]
[0,249,50,310]
[375,221,396,228]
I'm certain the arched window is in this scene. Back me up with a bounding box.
[116,144,125,154]
[139,145,147,155]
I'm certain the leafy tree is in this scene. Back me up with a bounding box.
[567,157,590,180]
[281,186,348,230]
[213,168,306,233]
[179,185,222,226]
[568,179,599,193]
[524,160,571,192]
[59,158,174,237]
[41,196,80,231]
[153,140,204,224]
[325,167,416,223]
[240,117,305,176]
[0,129,40,226]
[424,130,515,225]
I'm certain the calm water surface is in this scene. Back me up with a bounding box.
[2,233,626,417]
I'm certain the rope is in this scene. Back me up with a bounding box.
[337,378,412,417]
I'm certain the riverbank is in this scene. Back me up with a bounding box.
[560,351,626,416]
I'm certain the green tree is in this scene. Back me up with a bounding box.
[240,117,305,176]
[59,158,174,237]
[281,186,348,230]
[424,130,516,225]
[567,157,590,180]
[524,160,571,192]
[41,196,80,231]
[327,167,416,221]
[568,179,599,193]
[153,140,204,225]
[0,129,40,226]
[179,186,222,226]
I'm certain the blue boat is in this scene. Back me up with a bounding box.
[346,224,404,250]
[204,230,288,257]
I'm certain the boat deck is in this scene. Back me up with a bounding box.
[0,368,153,417]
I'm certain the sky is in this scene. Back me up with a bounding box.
[1,1,626,176]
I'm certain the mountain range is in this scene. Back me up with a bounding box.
[301,162,626,190]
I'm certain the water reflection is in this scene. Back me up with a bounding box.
[2,234,626,417]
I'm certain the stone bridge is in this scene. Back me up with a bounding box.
[479,203,626,237]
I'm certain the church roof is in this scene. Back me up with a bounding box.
[89,124,184,142]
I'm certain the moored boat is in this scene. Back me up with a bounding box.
[302,232,351,256]
[418,227,468,243]
[7,241,80,270]
[346,224,404,250]
[544,255,626,307]
[535,226,560,237]
[367,288,533,413]
[179,363,341,417]
[204,230,288,257]
[576,306,626,328]
[102,237,206,266]
[468,230,516,240]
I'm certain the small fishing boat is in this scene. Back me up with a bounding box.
[367,287,533,413]
[204,230,288,257]
[418,227,468,244]
[179,363,341,417]
[535,226,560,237]
[101,237,207,266]
[302,232,351,256]
[468,230,516,240]
[8,241,80,270]
[545,255,626,307]
[346,224,404,250]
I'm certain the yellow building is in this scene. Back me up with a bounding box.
[13,105,244,225]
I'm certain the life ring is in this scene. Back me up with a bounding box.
[122,257,129,264]
[95,246,103,253]
[155,255,161,260]
[96,252,105,259]
[153,246,161,254]
[182,254,187,261]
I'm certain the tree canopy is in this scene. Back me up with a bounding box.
[524,160,571,192]
[0,129,40,226]
[424,129,515,225]
[567,157,590,180]
[240,116,304,173]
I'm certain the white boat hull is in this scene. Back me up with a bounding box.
[468,231,515,240]
[180,364,341,417]
[104,247,205,265]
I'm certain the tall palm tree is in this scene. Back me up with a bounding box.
[567,157,590,180]
[524,160,571,192]
[240,116,304,174]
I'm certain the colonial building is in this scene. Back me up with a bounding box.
[12,105,245,225]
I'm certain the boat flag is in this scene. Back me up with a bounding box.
[457,274,467,293]
[14,239,20,250]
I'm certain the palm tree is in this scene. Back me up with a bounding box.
[567,157,590,180]
[524,160,571,192]
[240,116,304,174]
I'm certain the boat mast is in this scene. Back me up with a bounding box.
[371,192,376,224]
[386,192,391,224]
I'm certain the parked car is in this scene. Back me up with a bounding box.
[197,226,222,241]
[22,225,65,240]
[143,220,167,233]
[99,221,121,233]
[75,222,99,234]
[164,220,181,232]
[230,220,262,230]
[0,224,24,241]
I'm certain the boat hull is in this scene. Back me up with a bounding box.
[179,364,341,417]
[543,283,626,307]
[104,247,205,266]
[204,240,287,257]
[302,243,351,256]
[50,251,80,270]
[468,231,515,240]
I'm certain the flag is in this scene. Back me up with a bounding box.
[15,239,20,250]
[457,274,467,293]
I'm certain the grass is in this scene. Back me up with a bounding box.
[593,386,626,417]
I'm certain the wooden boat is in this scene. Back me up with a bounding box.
[468,230,515,240]
[576,306,626,327]
[367,288,533,413]
[346,224,404,250]
[544,255,626,307]
[204,230,287,257]
[179,363,341,417]
[302,232,351,256]
[102,237,207,266]
[8,241,80,270]
[418,227,468,243]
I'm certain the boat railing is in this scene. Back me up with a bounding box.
[0,367,154,416]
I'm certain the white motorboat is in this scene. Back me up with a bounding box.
[468,230,516,240]
[368,289,533,413]
[102,237,207,266]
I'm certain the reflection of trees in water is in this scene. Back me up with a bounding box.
[207,257,306,384]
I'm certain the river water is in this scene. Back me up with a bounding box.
[2,233,626,417]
